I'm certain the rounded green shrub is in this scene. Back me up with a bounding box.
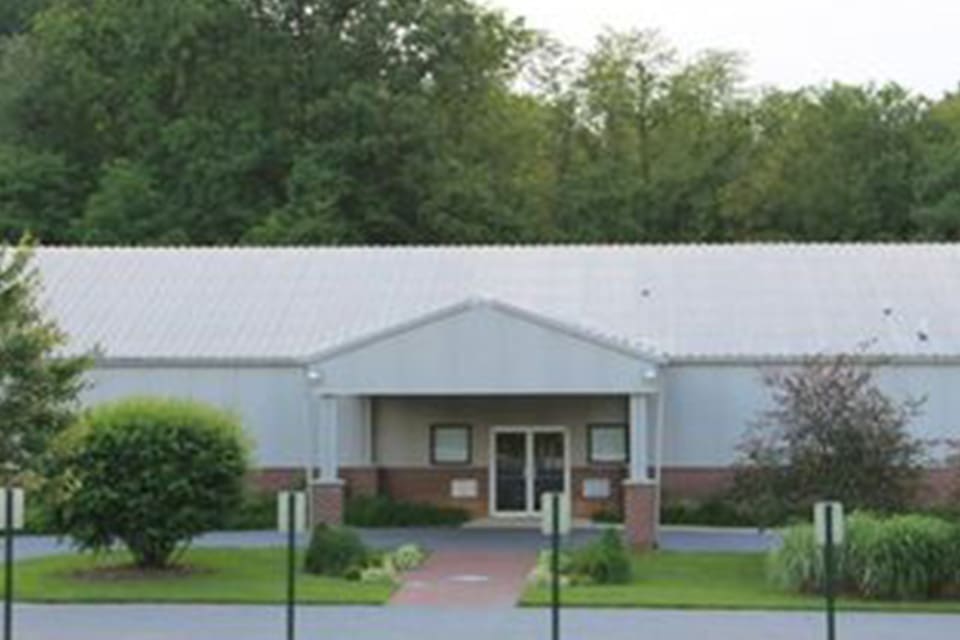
[304,525,369,577]
[569,529,633,584]
[49,397,250,568]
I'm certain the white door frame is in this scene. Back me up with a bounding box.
[489,426,570,517]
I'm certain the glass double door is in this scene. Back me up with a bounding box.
[493,429,566,515]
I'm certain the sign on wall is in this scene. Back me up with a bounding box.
[450,479,478,499]
[582,478,611,499]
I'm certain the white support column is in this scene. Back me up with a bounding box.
[362,396,374,465]
[316,394,340,482]
[628,393,650,483]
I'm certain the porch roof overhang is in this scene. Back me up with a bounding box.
[305,297,664,395]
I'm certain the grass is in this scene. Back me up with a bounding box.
[5,547,393,605]
[522,552,960,613]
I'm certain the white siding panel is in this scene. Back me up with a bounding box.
[663,364,960,466]
[318,305,653,393]
[336,396,370,466]
[662,366,768,466]
[876,366,960,462]
[82,367,310,468]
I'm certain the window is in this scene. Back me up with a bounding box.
[430,424,472,465]
[588,424,628,464]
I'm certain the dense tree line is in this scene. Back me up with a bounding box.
[1,0,959,245]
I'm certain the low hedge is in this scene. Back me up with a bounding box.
[222,489,277,530]
[770,512,960,600]
[661,497,756,528]
[304,525,369,576]
[569,529,633,584]
[531,529,632,586]
[304,525,426,584]
[344,495,470,527]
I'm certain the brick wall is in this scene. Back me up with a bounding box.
[660,467,736,502]
[571,466,627,518]
[249,467,305,492]
[379,467,489,517]
[339,467,380,498]
[917,467,960,504]
[252,465,960,514]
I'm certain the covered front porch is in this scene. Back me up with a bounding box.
[302,298,665,547]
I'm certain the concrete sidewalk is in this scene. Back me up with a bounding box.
[12,603,960,640]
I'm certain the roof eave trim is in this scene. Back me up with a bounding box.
[305,296,667,366]
[92,356,306,368]
[669,353,960,365]
[86,352,960,368]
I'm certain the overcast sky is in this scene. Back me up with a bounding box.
[489,0,960,97]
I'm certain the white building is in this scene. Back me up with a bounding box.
[34,244,960,546]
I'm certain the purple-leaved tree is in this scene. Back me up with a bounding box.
[733,354,926,526]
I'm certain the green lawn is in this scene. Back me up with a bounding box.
[6,547,393,605]
[522,552,960,613]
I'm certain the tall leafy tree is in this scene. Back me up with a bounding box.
[0,4,957,245]
[912,91,960,239]
[720,84,926,240]
[0,0,51,36]
[550,30,753,242]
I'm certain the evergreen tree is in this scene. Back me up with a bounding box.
[0,236,90,479]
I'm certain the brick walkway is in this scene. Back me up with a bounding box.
[389,550,537,607]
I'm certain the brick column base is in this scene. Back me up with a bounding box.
[339,467,380,498]
[310,481,345,527]
[623,481,657,550]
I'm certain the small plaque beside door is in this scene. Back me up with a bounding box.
[582,478,611,500]
[451,478,478,499]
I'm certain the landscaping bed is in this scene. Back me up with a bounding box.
[6,547,394,604]
[521,551,960,612]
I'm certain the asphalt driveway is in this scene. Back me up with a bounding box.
[13,603,960,640]
[10,525,778,560]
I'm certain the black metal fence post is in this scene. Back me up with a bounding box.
[551,492,560,640]
[287,492,296,640]
[824,506,836,640]
[4,485,13,640]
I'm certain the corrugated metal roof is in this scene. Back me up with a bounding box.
[30,244,960,362]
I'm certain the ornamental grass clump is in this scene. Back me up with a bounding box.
[769,512,960,600]
[844,513,959,600]
[768,522,822,593]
